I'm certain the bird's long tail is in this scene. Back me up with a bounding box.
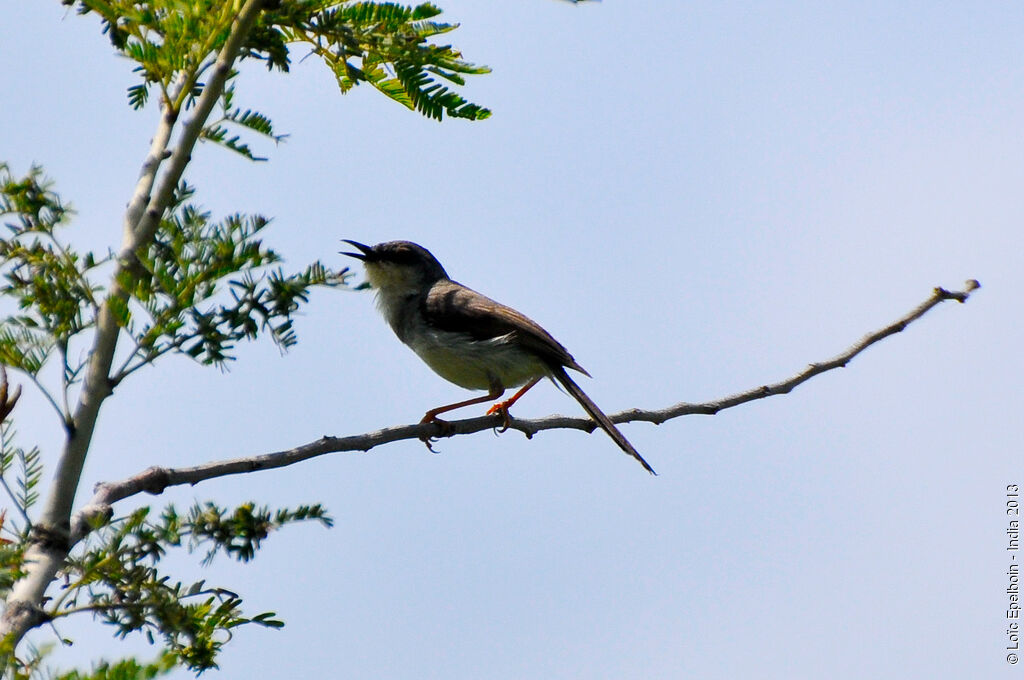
[551,366,656,475]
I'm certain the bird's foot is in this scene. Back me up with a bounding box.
[485,402,512,433]
[419,415,455,453]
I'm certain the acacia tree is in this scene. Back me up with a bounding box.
[0,1,493,675]
[0,1,978,677]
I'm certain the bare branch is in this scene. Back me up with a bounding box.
[614,279,982,425]
[20,371,65,425]
[70,279,980,539]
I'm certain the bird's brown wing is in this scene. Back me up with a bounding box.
[425,280,654,474]
[422,279,590,376]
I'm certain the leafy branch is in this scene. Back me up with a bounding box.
[49,651,179,680]
[0,166,349,411]
[50,502,331,672]
[0,165,109,382]
[280,2,493,120]
[113,182,350,376]
[1,0,492,672]
[200,84,289,161]
[0,429,42,536]
[74,0,492,132]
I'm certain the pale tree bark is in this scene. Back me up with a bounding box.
[0,0,267,651]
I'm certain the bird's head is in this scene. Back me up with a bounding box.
[341,240,450,294]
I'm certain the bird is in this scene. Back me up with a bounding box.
[341,240,655,475]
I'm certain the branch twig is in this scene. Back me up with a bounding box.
[70,280,980,540]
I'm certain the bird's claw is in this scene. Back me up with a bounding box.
[419,416,454,453]
[485,403,512,433]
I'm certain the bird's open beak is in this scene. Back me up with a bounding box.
[340,239,373,260]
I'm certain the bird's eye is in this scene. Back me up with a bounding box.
[390,246,418,264]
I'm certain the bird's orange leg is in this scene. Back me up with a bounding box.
[485,377,542,432]
[421,386,506,425]
[420,385,506,452]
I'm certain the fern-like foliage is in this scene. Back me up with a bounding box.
[0,503,29,596]
[114,182,349,373]
[69,0,491,128]
[49,651,179,680]
[2,640,179,680]
[286,1,492,120]
[0,164,108,378]
[0,424,40,607]
[200,84,289,161]
[0,163,350,416]
[1,2,492,674]
[57,502,332,672]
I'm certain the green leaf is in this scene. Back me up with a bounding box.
[62,500,332,672]
[119,196,350,371]
[0,165,105,363]
[0,324,52,374]
[262,1,491,121]
[50,650,179,680]
[199,85,289,162]
[70,1,491,121]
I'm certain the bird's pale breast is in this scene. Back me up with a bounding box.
[408,328,549,391]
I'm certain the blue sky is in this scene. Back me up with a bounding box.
[2,2,1021,678]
